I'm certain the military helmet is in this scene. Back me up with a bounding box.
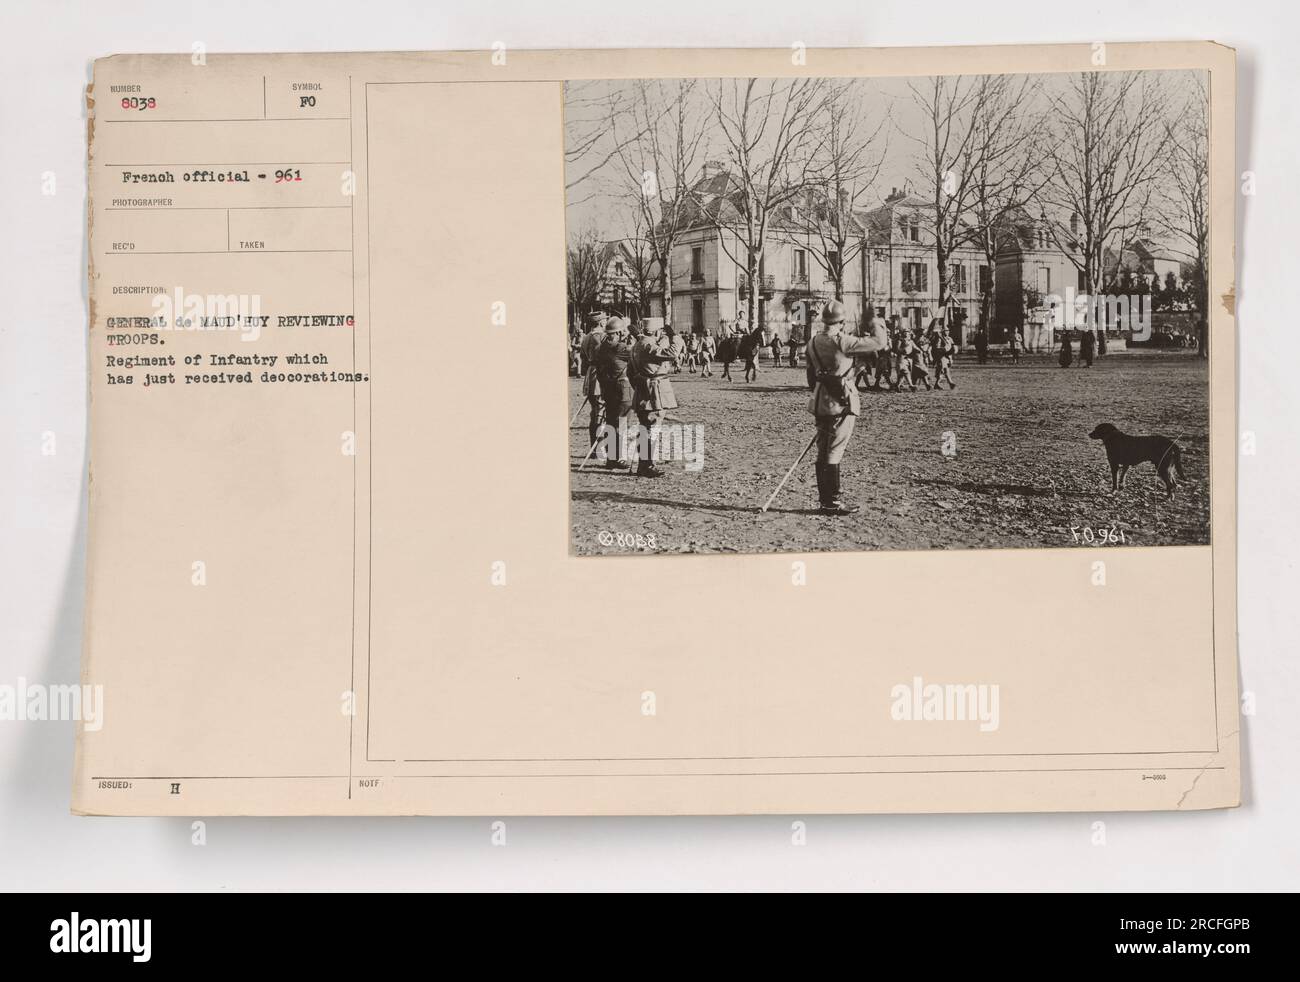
[822,299,846,326]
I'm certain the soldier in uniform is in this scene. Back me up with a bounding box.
[869,311,893,390]
[893,328,919,392]
[629,316,679,478]
[907,330,933,390]
[933,321,957,389]
[700,331,716,378]
[579,314,607,457]
[888,315,909,390]
[805,299,888,515]
[668,327,687,373]
[594,316,635,470]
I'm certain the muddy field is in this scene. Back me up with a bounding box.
[569,352,1210,555]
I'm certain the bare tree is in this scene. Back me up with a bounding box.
[617,231,658,320]
[607,79,710,329]
[705,77,830,332]
[1036,71,1173,306]
[566,224,612,325]
[563,81,654,201]
[963,76,1047,331]
[1154,73,1209,356]
[904,74,1026,324]
[793,80,889,303]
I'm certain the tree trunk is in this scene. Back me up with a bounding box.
[1195,247,1208,359]
[746,254,760,332]
[936,246,951,326]
[662,253,673,328]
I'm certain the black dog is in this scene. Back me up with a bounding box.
[1088,423,1187,498]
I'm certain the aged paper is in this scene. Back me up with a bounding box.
[76,43,1238,815]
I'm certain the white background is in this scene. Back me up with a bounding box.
[1,0,1294,891]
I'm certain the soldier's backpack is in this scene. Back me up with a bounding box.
[806,339,850,402]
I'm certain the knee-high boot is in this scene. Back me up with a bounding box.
[819,463,860,515]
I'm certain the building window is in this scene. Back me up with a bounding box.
[615,260,624,277]
[793,248,808,282]
[691,298,704,330]
[909,216,920,242]
[949,263,967,295]
[691,247,703,282]
[978,265,992,295]
[902,262,927,293]
[1037,266,1051,295]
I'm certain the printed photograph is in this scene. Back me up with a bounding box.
[564,70,1211,555]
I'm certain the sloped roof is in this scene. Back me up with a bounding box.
[673,167,869,236]
[1104,239,1183,274]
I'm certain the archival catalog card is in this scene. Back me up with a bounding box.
[76,42,1238,816]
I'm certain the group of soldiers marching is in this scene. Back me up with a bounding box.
[852,314,959,393]
[570,312,959,394]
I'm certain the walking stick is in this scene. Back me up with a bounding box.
[759,407,853,514]
[759,432,819,513]
[577,410,609,471]
[578,438,601,470]
[569,399,587,427]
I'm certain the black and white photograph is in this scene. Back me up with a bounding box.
[565,70,1211,554]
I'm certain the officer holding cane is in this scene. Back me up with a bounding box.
[805,299,888,515]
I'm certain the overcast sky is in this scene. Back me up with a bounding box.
[565,68,1204,243]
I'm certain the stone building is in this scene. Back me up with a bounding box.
[858,190,989,342]
[647,163,870,342]
[636,168,1177,349]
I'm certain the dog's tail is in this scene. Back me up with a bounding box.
[1172,443,1186,479]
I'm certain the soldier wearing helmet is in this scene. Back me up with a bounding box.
[594,316,635,470]
[804,299,888,514]
[628,316,679,477]
[580,312,608,457]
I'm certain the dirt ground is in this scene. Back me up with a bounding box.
[569,351,1210,555]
